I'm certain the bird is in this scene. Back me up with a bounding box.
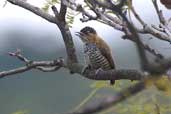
[84,43,112,70]
[76,26,115,85]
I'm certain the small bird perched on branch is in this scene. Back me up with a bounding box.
[76,26,115,85]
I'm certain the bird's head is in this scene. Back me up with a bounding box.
[75,26,97,43]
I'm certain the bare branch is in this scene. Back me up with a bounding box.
[152,0,171,36]
[8,49,30,63]
[36,66,62,72]
[7,0,56,23]
[71,56,171,81]
[65,82,145,114]
[51,5,59,17]
[59,0,67,21]
[51,4,78,64]
[63,1,98,22]
[152,0,166,25]
[143,25,171,43]
[151,24,165,33]
[130,2,171,43]
[130,4,146,26]
[122,35,164,59]
[0,49,65,78]
[83,68,145,81]
[143,44,164,59]
[0,59,64,78]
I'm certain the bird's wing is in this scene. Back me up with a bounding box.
[95,37,115,69]
[100,46,115,69]
[100,46,116,85]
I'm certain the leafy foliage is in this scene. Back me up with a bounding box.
[42,0,76,27]
[145,76,171,95]
[66,9,76,27]
[42,0,60,12]
[73,78,171,114]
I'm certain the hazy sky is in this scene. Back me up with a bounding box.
[0,0,170,37]
[0,0,170,38]
[0,0,170,59]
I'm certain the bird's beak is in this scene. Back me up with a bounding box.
[75,32,84,37]
[75,32,88,42]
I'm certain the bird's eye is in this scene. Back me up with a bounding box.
[87,30,90,33]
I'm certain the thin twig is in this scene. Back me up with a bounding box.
[152,0,166,25]
[0,59,64,78]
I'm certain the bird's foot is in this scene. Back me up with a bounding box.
[95,68,115,85]
[110,80,115,85]
[81,64,92,75]
[95,68,103,75]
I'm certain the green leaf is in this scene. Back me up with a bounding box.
[42,4,50,12]
[12,110,29,114]
[90,81,109,89]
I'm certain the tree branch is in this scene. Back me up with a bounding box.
[7,0,56,23]
[152,0,166,25]
[130,3,146,26]
[51,5,78,64]
[0,59,64,78]
[122,35,164,59]
[59,1,67,21]
[0,49,65,78]
[66,82,145,114]
[131,1,171,43]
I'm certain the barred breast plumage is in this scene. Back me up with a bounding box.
[84,43,111,70]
